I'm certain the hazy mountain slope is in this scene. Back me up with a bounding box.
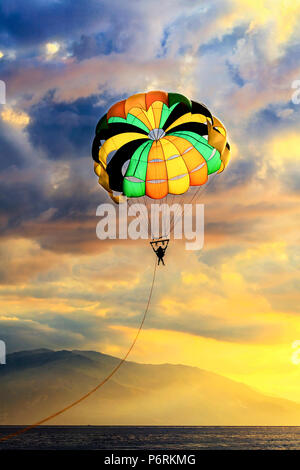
[0,349,299,425]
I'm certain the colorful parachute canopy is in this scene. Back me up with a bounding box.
[92,91,230,203]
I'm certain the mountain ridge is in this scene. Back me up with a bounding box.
[1,348,299,426]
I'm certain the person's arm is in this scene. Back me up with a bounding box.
[150,242,158,254]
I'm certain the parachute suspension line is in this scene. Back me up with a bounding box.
[152,198,157,240]
[172,185,206,234]
[168,193,175,237]
[171,190,187,235]
[170,172,218,235]
[141,195,148,238]
[0,261,158,443]
[126,195,149,239]
[163,196,168,239]
[154,198,160,239]
[165,193,175,239]
[168,192,178,236]
[148,196,155,240]
[171,188,201,234]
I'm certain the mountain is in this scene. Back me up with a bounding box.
[0,348,300,425]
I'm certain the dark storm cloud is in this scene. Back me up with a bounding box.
[0,0,108,47]
[0,0,139,61]
[26,91,107,160]
[70,30,131,61]
[0,314,109,353]
[0,122,28,170]
[0,86,124,254]
[71,34,116,60]
[0,89,124,245]
[0,180,46,231]
[0,156,110,255]
[0,306,138,354]
[0,319,78,353]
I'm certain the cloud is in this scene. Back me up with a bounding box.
[198,25,247,57]
[26,90,109,159]
[0,0,109,47]
[0,315,111,353]
[1,106,30,127]
[0,120,31,170]
[0,239,61,284]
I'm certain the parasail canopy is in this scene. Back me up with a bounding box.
[92,91,230,204]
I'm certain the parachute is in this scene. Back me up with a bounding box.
[92,91,230,241]
[93,91,230,196]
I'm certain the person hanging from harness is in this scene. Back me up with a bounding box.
[150,238,169,266]
[155,245,166,265]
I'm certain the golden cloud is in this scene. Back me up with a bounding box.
[1,107,30,127]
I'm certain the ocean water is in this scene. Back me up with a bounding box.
[0,426,300,450]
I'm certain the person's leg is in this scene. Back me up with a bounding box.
[162,258,165,265]
[158,257,161,265]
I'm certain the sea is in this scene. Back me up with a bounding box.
[0,426,300,450]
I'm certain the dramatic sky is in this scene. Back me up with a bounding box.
[0,0,300,406]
